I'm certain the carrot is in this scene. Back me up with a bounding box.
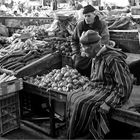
[7,62,23,70]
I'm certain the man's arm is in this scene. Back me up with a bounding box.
[71,22,83,55]
[105,58,133,108]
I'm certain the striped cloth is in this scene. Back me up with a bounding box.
[66,46,133,139]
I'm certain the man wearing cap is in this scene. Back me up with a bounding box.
[71,5,110,78]
[67,30,133,139]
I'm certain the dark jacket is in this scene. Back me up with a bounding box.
[71,16,110,54]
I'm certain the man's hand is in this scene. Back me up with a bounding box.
[99,102,110,113]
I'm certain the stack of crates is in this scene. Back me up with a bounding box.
[0,78,23,136]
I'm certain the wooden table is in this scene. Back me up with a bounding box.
[20,81,140,138]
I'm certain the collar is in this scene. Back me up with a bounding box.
[96,45,122,57]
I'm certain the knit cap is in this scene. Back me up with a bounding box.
[80,30,101,44]
[83,5,96,14]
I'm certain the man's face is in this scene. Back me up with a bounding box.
[84,12,96,25]
[81,43,97,58]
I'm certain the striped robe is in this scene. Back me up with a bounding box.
[67,46,133,139]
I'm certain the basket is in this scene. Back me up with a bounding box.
[0,92,20,136]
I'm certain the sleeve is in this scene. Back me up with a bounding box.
[105,58,133,108]
[100,20,110,45]
[71,22,83,55]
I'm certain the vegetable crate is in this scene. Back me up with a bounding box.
[19,54,69,137]
[20,53,62,117]
[0,92,20,136]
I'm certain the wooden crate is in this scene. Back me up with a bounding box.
[0,16,53,28]
[109,30,140,53]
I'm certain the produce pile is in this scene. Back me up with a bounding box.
[0,73,16,83]
[14,15,76,40]
[26,65,89,92]
[0,35,73,72]
[108,16,138,30]
[16,24,51,40]
[0,38,52,71]
[44,37,72,56]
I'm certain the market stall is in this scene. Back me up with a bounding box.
[0,3,140,139]
[16,50,140,138]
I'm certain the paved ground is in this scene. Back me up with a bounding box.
[1,123,54,140]
[1,119,140,140]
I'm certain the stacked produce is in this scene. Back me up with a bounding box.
[0,38,52,71]
[0,67,17,83]
[0,73,16,83]
[26,65,89,92]
[16,24,51,40]
[0,36,11,49]
[44,37,72,56]
[108,16,138,30]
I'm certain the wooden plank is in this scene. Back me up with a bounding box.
[126,53,140,65]
[111,108,140,128]
[16,52,61,78]
[109,30,138,32]
[0,16,53,27]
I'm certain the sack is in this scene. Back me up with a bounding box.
[0,23,9,37]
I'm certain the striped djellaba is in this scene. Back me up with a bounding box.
[66,46,133,139]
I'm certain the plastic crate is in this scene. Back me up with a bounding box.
[0,78,23,95]
[0,92,20,136]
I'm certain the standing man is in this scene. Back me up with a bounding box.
[71,5,110,78]
[67,30,133,139]
[51,0,57,10]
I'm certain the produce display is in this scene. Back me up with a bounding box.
[0,38,52,71]
[44,37,72,56]
[0,73,16,83]
[15,24,51,40]
[0,34,73,72]
[108,16,138,30]
[26,65,89,92]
